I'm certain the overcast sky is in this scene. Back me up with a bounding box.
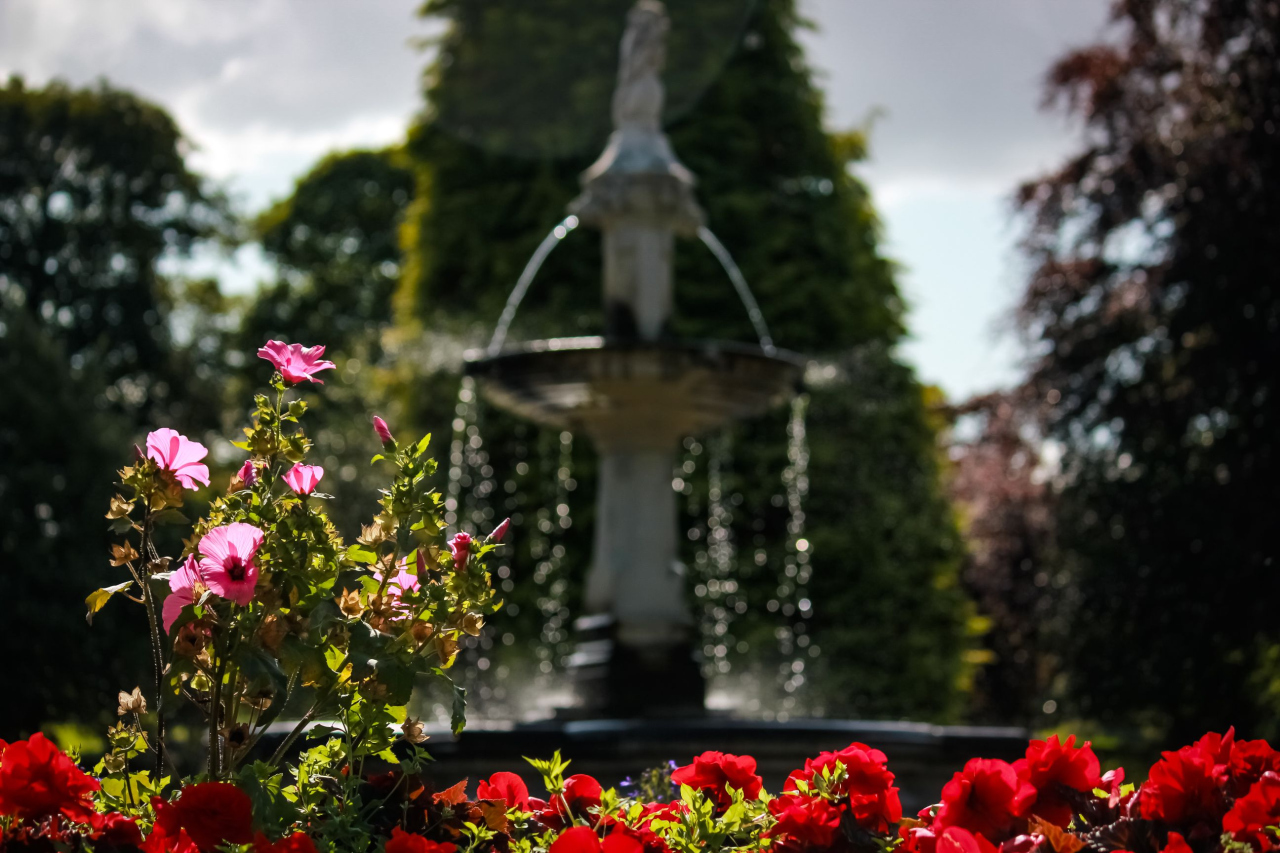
[0,0,1115,400]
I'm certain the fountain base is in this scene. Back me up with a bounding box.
[564,614,705,718]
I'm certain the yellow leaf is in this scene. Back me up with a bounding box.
[86,581,135,624]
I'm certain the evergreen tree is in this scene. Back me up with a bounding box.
[396,0,973,718]
[1018,0,1280,740]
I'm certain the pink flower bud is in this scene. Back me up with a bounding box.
[372,415,394,446]
[489,518,511,543]
[448,532,472,571]
[235,459,258,487]
[283,463,324,496]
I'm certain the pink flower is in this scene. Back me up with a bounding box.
[257,340,336,385]
[373,415,394,445]
[198,523,265,606]
[489,518,511,543]
[284,464,324,496]
[146,428,210,490]
[235,459,259,487]
[448,531,472,571]
[163,555,207,632]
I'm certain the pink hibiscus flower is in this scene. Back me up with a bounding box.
[283,463,324,495]
[198,523,265,606]
[163,555,208,632]
[257,340,336,385]
[373,415,394,445]
[146,428,210,490]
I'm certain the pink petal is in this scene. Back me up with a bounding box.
[162,587,194,633]
[198,525,233,567]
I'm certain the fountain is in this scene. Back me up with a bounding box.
[417,0,1028,803]
[464,0,803,718]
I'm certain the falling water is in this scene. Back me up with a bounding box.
[487,215,581,356]
[697,226,776,354]
[445,377,496,531]
[776,394,816,715]
[696,432,743,678]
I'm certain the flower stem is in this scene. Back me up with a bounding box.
[138,499,167,777]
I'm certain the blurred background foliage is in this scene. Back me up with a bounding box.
[2,0,1278,747]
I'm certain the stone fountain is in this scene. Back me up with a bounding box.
[465,0,803,718]
[432,0,1029,805]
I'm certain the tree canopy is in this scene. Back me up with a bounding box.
[1017,0,1280,740]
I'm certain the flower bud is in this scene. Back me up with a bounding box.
[372,415,395,447]
[489,517,511,543]
[448,532,472,572]
[235,458,258,487]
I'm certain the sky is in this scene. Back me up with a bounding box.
[0,0,1115,400]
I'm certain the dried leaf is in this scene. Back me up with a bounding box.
[1030,817,1086,853]
[110,542,139,567]
[433,778,469,807]
[117,687,147,716]
[479,800,509,832]
[86,581,135,624]
[106,494,134,520]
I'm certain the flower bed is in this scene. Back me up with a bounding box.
[2,341,1278,852]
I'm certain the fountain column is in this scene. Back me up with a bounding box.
[566,0,707,715]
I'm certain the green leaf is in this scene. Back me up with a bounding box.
[415,433,432,455]
[85,581,134,624]
[451,681,467,735]
[151,507,188,526]
[346,544,378,564]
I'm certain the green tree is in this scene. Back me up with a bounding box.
[396,0,972,718]
[1017,0,1280,740]
[0,77,225,737]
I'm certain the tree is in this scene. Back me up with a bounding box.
[398,0,973,719]
[0,78,224,736]
[1017,0,1280,739]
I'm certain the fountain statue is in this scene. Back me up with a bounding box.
[465,0,804,717]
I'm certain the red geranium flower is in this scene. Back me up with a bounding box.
[92,811,144,847]
[536,774,605,829]
[0,733,100,823]
[1231,740,1280,797]
[1015,735,1102,827]
[154,782,254,852]
[1161,832,1194,853]
[1224,772,1280,849]
[672,751,764,810]
[768,792,844,852]
[786,742,902,832]
[384,827,458,853]
[1137,743,1227,826]
[142,824,201,853]
[936,758,1035,842]
[550,826,644,853]
[937,827,999,853]
[478,771,531,809]
[254,831,319,853]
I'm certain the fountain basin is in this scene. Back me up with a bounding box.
[463,337,805,451]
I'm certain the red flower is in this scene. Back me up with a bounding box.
[92,811,144,847]
[154,782,254,852]
[0,733,100,823]
[142,824,201,853]
[1231,740,1280,797]
[786,742,902,832]
[1161,832,1194,853]
[537,774,604,829]
[478,771,531,809]
[768,792,843,851]
[936,758,1035,841]
[1137,744,1227,826]
[550,826,644,853]
[937,827,999,853]
[672,751,764,810]
[1224,773,1280,849]
[1015,735,1102,827]
[254,831,319,853]
[385,827,458,853]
